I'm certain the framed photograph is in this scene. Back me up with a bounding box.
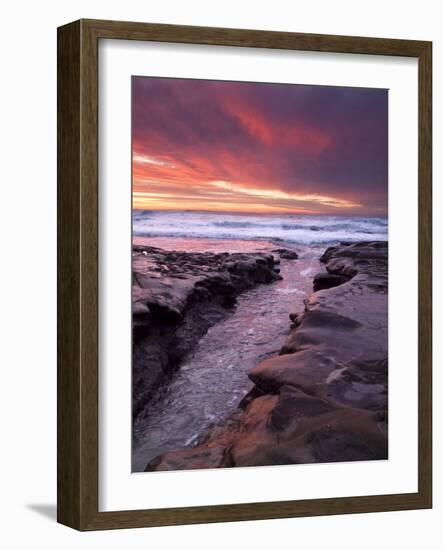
[57,19,432,530]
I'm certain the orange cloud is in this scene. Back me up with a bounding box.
[220,95,332,152]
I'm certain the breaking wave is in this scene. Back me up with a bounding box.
[132,210,388,247]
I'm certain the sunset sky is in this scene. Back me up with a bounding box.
[132,77,388,216]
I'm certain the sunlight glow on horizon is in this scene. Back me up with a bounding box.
[132,169,362,214]
[208,180,361,209]
[132,191,318,214]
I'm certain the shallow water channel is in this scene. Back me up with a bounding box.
[132,242,321,472]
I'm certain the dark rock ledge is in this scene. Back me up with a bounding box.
[146,241,388,471]
[133,245,286,420]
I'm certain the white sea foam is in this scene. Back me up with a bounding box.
[132,210,388,247]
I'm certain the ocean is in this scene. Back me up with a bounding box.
[132,210,388,248]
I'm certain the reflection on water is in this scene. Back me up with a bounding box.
[133,235,278,254]
[132,237,322,472]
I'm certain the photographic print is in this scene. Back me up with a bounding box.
[131,77,388,473]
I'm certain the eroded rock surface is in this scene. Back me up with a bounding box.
[133,245,282,419]
[272,248,299,260]
[146,241,388,470]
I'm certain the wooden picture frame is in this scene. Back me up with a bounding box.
[57,18,432,530]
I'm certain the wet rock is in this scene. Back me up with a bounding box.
[133,245,282,419]
[313,272,350,292]
[150,386,387,469]
[146,444,227,471]
[147,241,388,470]
[269,386,335,431]
[250,350,341,394]
[272,248,299,260]
[289,311,303,329]
[227,387,387,466]
[238,385,266,409]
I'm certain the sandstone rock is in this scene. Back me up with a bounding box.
[146,241,388,470]
[133,245,282,419]
[272,248,299,260]
[146,443,227,471]
[313,272,350,292]
[227,386,387,466]
[150,385,387,470]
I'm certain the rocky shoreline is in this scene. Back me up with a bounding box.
[144,241,388,471]
[133,245,287,420]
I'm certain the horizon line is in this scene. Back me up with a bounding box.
[132,207,388,218]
